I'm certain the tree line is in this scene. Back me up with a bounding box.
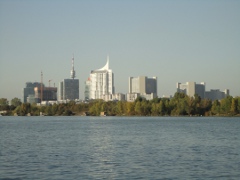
[0,93,240,116]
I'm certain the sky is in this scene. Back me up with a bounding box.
[0,0,239,101]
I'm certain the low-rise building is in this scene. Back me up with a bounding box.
[205,89,229,101]
[101,93,125,101]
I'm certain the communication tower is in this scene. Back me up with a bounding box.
[70,54,76,79]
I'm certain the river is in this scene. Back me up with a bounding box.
[0,116,240,179]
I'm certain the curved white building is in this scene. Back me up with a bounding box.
[85,56,115,100]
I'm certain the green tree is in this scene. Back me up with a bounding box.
[20,103,31,116]
[0,98,9,111]
[63,109,73,116]
[142,101,151,116]
[151,103,159,116]
[186,96,194,115]
[13,106,20,115]
[89,100,103,116]
[134,101,142,115]
[176,99,188,115]
[40,105,47,115]
[211,100,220,115]
[135,96,145,102]
[73,103,87,115]
[106,101,118,116]
[101,102,107,112]
[201,99,212,116]
[220,96,232,114]
[89,104,97,115]
[159,101,166,116]
[46,105,53,116]
[230,98,238,115]
[0,98,8,105]
[170,93,188,115]
[151,97,161,104]
[193,94,201,115]
[126,102,135,115]
[11,98,22,107]
[237,97,240,114]
[163,99,171,115]
[31,104,40,116]
[116,101,124,115]
[173,92,187,99]
[67,101,76,112]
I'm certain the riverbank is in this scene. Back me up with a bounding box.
[1,93,240,117]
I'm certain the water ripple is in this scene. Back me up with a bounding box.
[0,116,240,179]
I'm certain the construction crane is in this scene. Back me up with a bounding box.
[48,80,52,87]
[41,71,43,102]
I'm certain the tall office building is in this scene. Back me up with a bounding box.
[176,82,206,99]
[84,77,91,100]
[84,56,115,100]
[22,82,41,103]
[59,55,79,101]
[127,76,157,101]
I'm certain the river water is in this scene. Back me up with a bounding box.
[0,116,240,179]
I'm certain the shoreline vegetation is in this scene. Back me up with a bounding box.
[0,93,240,117]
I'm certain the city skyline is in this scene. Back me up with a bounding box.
[0,1,239,100]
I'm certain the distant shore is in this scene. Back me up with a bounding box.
[1,93,240,117]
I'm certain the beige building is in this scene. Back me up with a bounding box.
[101,93,125,101]
[176,82,205,99]
[127,76,157,101]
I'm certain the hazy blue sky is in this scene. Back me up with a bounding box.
[0,0,239,100]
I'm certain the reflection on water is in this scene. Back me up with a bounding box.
[0,116,240,179]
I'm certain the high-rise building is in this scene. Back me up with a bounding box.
[84,77,91,100]
[127,76,157,101]
[22,82,41,103]
[176,82,205,99]
[34,86,57,102]
[59,55,79,101]
[84,56,115,100]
